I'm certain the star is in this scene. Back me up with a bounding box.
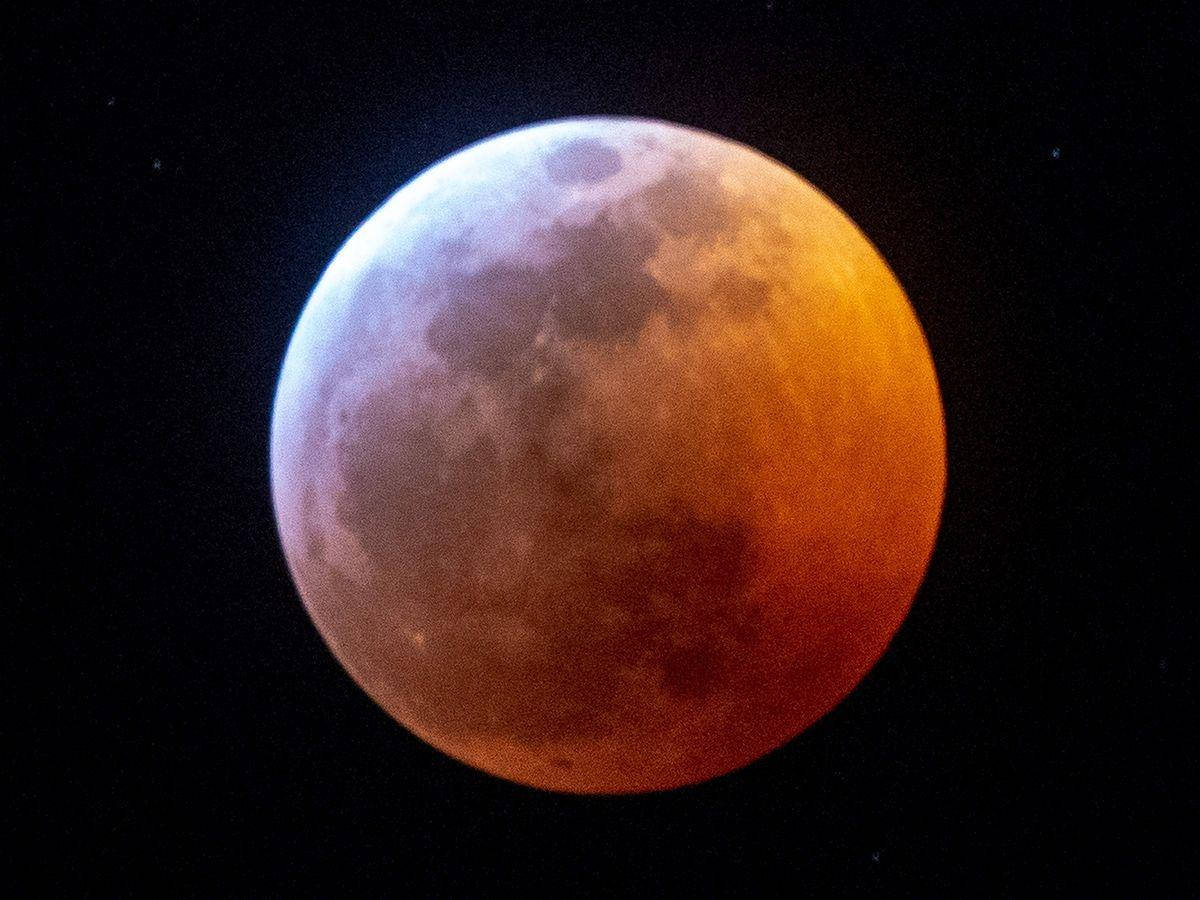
[152,158,162,171]
[1050,146,1062,160]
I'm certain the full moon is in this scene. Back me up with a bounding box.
[270,117,946,793]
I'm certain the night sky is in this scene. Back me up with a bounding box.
[14,2,1193,893]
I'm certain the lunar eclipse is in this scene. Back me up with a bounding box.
[270,117,946,793]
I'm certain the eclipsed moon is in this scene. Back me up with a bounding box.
[270,117,946,794]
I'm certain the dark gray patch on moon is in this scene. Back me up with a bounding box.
[421,209,667,370]
[424,266,551,376]
[545,210,669,343]
[640,168,736,240]
[660,645,726,699]
[710,269,772,320]
[543,138,623,185]
[513,358,577,436]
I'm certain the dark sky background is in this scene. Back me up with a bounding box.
[13,1,1193,893]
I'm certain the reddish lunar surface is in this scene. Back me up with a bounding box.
[270,117,946,793]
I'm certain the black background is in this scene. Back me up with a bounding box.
[13,1,1194,894]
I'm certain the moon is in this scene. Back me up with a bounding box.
[270,117,946,794]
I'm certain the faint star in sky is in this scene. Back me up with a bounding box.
[1050,146,1062,159]
[152,158,162,171]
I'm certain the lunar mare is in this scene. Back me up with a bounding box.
[270,117,946,793]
